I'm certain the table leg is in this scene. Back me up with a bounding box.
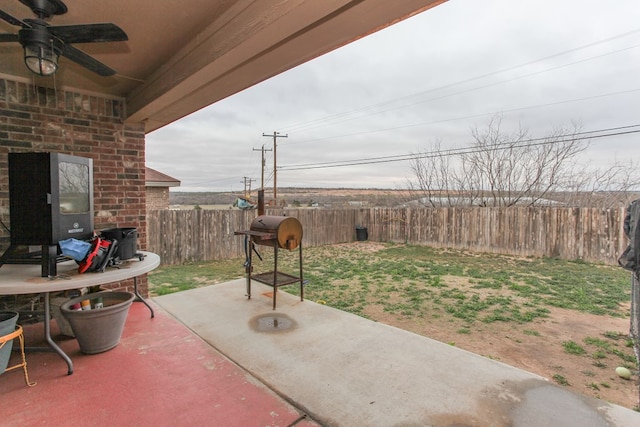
[133,276,154,318]
[43,292,74,375]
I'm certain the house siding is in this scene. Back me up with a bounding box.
[147,187,170,211]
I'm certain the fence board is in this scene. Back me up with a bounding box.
[147,207,627,266]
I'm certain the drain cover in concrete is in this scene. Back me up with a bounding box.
[250,313,297,333]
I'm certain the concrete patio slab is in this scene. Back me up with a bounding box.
[154,279,640,427]
[0,300,317,427]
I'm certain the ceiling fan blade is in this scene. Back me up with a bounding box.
[62,44,116,76]
[49,23,128,44]
[0,9,28,27]
[0,33,20,43]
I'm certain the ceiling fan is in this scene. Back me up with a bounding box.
[0,0,128,77]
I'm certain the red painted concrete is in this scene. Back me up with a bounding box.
[0,301,318,427]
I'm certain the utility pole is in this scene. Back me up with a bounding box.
[262,131,288,203]
[241,176,256,198]
[252,144,272,190]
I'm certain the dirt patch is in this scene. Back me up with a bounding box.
[364,300,637,409]
[328,242,639,410]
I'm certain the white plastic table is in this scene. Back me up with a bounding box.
[0,251,160,374]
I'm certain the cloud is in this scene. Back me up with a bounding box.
[147,0,640,192]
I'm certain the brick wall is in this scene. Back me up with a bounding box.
[146,187,170,211]
[0,77,149,296]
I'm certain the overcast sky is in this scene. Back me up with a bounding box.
[146,0,640,193]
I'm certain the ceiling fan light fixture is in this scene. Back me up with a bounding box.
[2,1,127,77]
[24,43,59,76]
[20,27,64,76]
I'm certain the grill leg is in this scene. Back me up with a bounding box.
[273,246,278,310]
[299,242,304,302]
[246,240,252,299]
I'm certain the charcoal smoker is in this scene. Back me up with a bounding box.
[235,193,304,310]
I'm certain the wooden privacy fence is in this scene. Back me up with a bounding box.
[147,206,627,266]
[356,207,626,264]
[146,208,358,265]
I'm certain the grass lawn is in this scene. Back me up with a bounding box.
[149,242,631,321]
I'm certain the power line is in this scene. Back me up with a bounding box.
[241,176,256,197]
[281,124,640,168]
[252,144,272,189]
[242,145,263,184]
[278,124,640,172]
[281,88,640,146]
[285,44,640,140]
[264,170,275,187]
[280,28,640,135]
[188,176,239,186]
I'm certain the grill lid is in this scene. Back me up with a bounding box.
[250,215,303,250]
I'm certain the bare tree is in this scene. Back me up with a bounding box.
[408,139,461,207]
[408,116,639,208]
[562,160,640,208]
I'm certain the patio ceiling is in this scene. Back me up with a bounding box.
[0,0,446,133]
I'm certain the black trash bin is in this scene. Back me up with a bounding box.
[356,226,368,241]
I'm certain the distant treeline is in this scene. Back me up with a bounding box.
[169,189,640,209]
[169,188,412,208]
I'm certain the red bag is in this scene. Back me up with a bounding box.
[78,236,118,273]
